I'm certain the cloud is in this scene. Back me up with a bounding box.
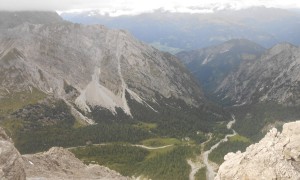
[0,0,114,11]
[0,0,299,14]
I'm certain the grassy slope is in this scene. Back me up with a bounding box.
[0,88,232,180]
[0,88,47,137]
[71,144,149,176]
[229,103,300,141]
[208,134,251,164]
[195,167,207,180]
[71,144,194,180]
[0,89,153,154]
[141,138,181,147]
[0,88,46,114]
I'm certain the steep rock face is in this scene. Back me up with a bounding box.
[216,43,300,105]
[216,121,300,180]
[23,147,129,180]
[0,12,204,117]
[0,127,25,180]
[177,39,265,92]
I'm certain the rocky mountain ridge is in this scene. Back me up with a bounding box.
[177,39,265,93]
[177,39,264,65]
[216,43,300,106]
[0,11,208,121]
[216,120,300,180]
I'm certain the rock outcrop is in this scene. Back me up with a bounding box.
[0,128,25,180]
[216,121,300,180]
[23,147,129,180]
[0,127,129,179]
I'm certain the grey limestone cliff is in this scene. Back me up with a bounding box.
[216,121,300,180]
[216,43,300,106]
[0,11,204,119]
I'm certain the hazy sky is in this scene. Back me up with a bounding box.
[0,0,299,15]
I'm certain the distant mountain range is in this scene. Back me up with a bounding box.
[177,39,265,94]
[177,38,300,107]
[176,39,300,142]
[61,7,300,53]
[216,42,300,106]
[1,10,300,180]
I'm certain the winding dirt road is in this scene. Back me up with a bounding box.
[203,115,237,180]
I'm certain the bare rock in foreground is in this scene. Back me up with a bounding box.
[0,128,26,180]
[0,127,129,180]
[23,147,130,180]
[216,121,300,180]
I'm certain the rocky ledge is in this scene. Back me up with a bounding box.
[0,127,129,180]
[0,127,25,180]
[216,121,300,180]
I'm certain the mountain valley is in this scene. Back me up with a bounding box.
[0,11,231,180]
[177,39,265,94]
[0,8,300,180]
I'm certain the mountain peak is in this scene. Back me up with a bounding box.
[269,42,297,53]
[0,11,63,29]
